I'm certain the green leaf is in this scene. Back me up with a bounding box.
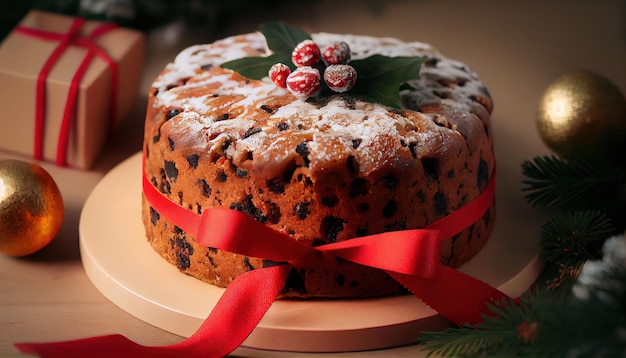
[350,55,424,108]
[221,21,311,80]
[258,21,311,56]
[221,54,286,81]
[221,22,424,109]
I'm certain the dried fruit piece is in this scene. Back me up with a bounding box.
[291,39,321,67]
[322,41,351,65]
[324,64,357,93]
[286,66,321,99]
[269,63,290,88]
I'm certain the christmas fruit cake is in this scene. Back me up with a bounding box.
[141,23,495,298]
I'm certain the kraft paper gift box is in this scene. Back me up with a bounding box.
[0,10,145,169]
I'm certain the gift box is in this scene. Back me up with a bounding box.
[0,10,145,169]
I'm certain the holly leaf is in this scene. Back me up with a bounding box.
[222,22,424,109]
[258,21,311,56]
[350,55,424,109]
[221,54,284,80]
[221,22,311,78]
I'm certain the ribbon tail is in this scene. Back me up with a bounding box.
[15,335,158,358]
[173,264,291,355]
[390,265,510,326]
[15,265,291,358]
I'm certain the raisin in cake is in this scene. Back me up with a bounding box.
[142,31,495,298]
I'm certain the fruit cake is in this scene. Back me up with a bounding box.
[141,26,495,298]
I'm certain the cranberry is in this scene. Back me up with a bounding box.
[323,64,357,93]
[286,66,321,99]
[322,41,351,65]
[291,40,321,67]
[269,63,290,88]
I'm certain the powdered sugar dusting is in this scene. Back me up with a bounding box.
[151,31,492,179]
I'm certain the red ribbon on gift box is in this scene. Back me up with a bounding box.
[15,17,118,167]
[16,163,509,357]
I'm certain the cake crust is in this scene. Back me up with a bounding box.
[142,32,495,298]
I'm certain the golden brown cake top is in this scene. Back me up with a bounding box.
[150,32,493,180]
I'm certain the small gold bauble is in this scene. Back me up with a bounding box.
[0,160,64,256]
[536,70,626,157]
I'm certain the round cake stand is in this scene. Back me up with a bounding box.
[79,152,544,353]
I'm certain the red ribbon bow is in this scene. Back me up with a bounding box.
[16,165,508,357]
[15,17,118,167]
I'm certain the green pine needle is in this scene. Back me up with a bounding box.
[420,297,539,357]
[536,263,626,357]
[540,210,614,266]
[521,155,626,210]
[420,266,626,357]
[539,261,585,293]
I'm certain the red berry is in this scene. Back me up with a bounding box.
[291,40,321,67]
[269,63,290,88]
[323,64,357,93]
[322,41,351,65]
[286,66,321,99]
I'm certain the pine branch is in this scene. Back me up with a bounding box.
[521,155,626,211]
[420,297,537,357]
[535,263,626,357]
[420,324,500,357]
[420,154,626,357]
[540,210,614,266]
[541,261,585,293]
[420,266,626,357]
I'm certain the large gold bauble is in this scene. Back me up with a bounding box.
[536,70,626,157]
[0,160,64,256]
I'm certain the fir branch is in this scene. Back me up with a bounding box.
[521,155,626,211]
[543,261,585,293]
[537,263,626,357]
[421,267,626,357]
[421,155,626,357]
[420,297,537,357]
[540,210,614,266]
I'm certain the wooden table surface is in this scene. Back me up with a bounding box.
[1,1,624,356]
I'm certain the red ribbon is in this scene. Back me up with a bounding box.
[15,18,119,167]
[16,165,508,357]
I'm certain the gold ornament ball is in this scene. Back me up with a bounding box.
[0,160,64,256]
[536,70,626,157]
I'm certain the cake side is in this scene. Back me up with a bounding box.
[141,32,495,298]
